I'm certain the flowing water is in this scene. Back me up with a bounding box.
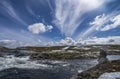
[0,52,120,79]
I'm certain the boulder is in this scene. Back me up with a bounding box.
[98,49,108,64]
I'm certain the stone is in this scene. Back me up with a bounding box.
[98,49,108,64]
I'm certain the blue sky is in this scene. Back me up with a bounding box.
[0,0,120,47]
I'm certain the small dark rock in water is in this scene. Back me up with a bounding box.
[98,49,108,64]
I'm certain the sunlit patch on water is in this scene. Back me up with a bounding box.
[98,72,120,79]
[107,55,120,60]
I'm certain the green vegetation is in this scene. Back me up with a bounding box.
[0,45,120,59]
[30,51,99,60]
[17,46,66,52]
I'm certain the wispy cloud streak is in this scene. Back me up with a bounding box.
[26,0,54,16]
[54,0,107,36]
[78,11,120,39]
[0,1,27,26]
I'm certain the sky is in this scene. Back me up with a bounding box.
[0,0,120,47]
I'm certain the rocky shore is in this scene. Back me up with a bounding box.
[73,60,120,79]
[72,49,120,79]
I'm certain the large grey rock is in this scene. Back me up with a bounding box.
[98,49,108,64]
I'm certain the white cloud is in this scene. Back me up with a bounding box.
[28,23,53,34]
[1,36,119,48]
[90,14,107,31]
[78,12,120,39]
[28,23,46,34]
[78,36,120,45]
[57,36,120,46]
[0,40,18,48]
[0,39,37,48]
[90,14,120,31]
[46,25,53,30]
[0,27,54,48]
[59,37,76,46]
[101,14,120,31]
[54,0,108,36]
[0,40,16,46]
[78,14,108,38]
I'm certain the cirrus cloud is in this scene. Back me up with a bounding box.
[90,13,120,31]
[78,12,120,39]
[53,0,110,36]
[0,0,27,26]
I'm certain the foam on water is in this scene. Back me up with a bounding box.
[0,55,98,73]
[0,55,52,70]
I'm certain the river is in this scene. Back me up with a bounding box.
[0,54,97,79]
[0,53,119,79]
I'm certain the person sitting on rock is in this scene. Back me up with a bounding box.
[98,48,108,64]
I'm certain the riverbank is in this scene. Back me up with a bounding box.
[72,60,120,79]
